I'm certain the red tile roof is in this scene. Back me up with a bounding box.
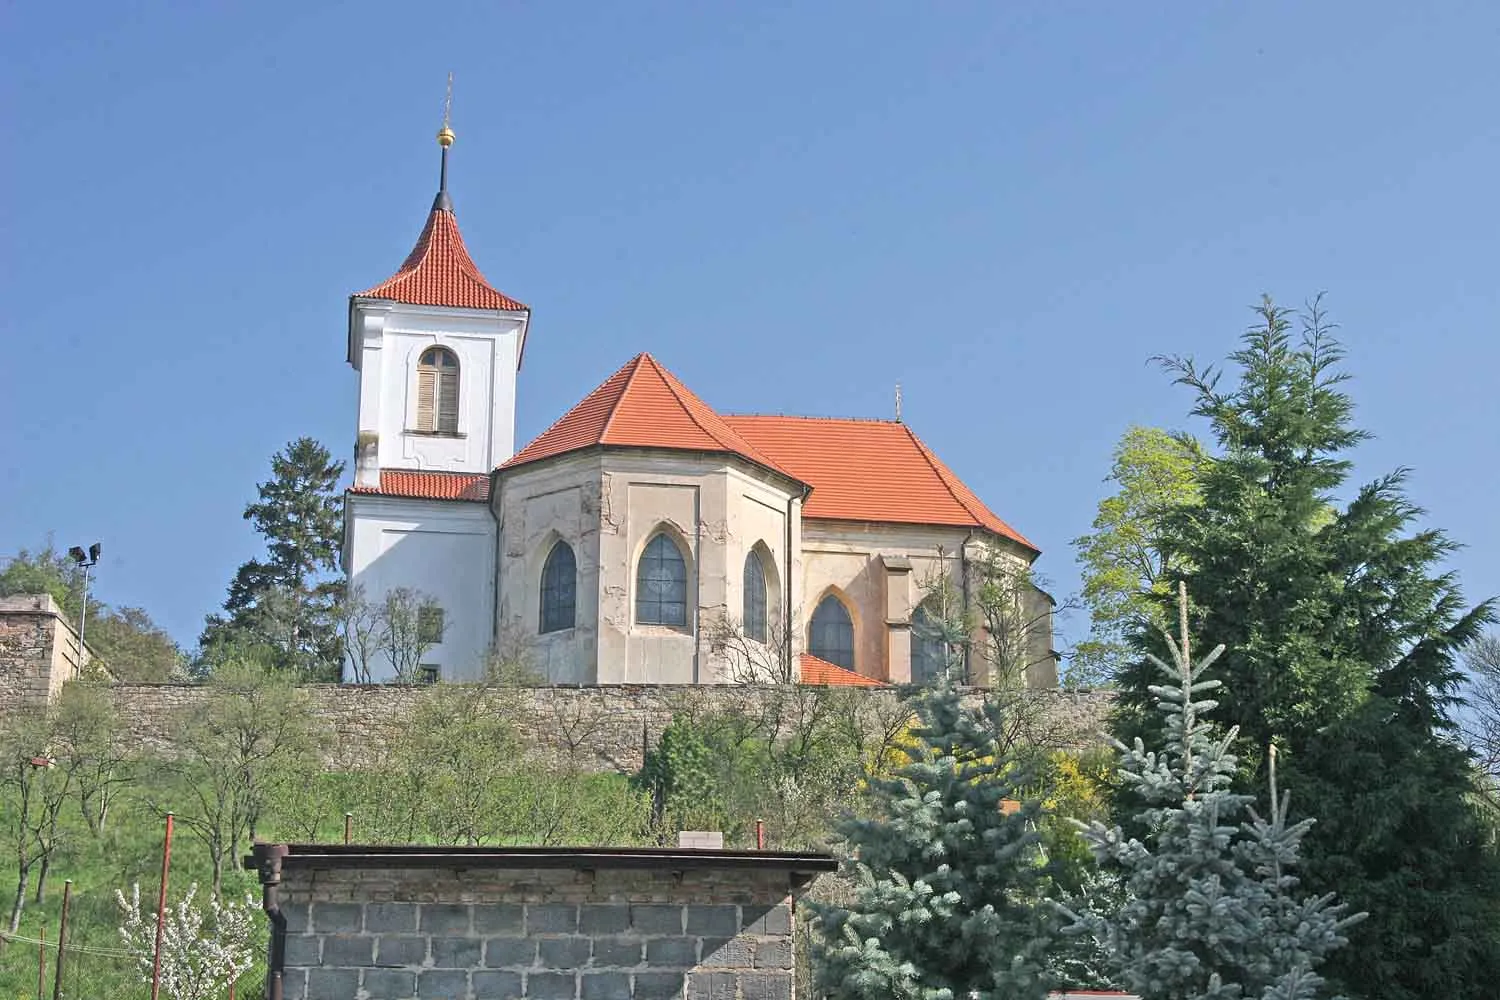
[355,206,526,312]
[349,470,491,502]
[799,653,886,687]
[502,354,799,482]
[724,415,1037,551]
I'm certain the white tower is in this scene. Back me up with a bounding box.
[342,116,528,682]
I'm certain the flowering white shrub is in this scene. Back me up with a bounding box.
[116,882,259,1000]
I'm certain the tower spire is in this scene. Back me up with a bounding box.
[434,72,455,212]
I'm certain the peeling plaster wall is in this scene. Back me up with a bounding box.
[495,452,606,684]
[591,453,800,686]
[495,451,800,686]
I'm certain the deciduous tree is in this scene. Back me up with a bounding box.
[1,707,78,930]
[163,664,327,896]
[1466,633,1500,796]
[1071,426,1204,687]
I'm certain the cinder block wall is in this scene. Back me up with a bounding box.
[276,865,804,1000]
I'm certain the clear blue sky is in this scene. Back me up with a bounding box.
[3,2,1497,656]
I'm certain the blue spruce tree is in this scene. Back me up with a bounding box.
[1062,584,1364,999]
[810,625,1055,1000]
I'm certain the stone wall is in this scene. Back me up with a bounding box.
[265,852,821,1000]
[97,682,1115,773]
[0,594,86,714]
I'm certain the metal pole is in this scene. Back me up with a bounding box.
[344,812,353,845]
[36,926,45,1000]
[77,563,90,651]
[755,819,765,851]
[150,813,174,1000]
[51,880,71,1000]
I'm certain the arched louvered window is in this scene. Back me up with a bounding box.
[416,347,460,434]
[743,549,768,643]
[910,604,949,684]
[809,595,855,670]
[637,533,688,627]
[540,541,577,634]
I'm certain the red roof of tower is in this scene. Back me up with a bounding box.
[502,354,799,482]
[355,206,526,312]
[724,415,1037,552]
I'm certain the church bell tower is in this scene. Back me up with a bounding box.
[341,96,526,682]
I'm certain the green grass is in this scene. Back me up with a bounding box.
[0,769,655,999]
[0,801,264,1000]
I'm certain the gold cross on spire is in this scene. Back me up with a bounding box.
[437,72,455,148]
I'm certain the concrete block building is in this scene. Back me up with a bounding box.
[246,843,835,1000]
[343,126,1054,688]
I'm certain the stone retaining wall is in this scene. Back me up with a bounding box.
[0,594,86,714]
[99,682,1114,773]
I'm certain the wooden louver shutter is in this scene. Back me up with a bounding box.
[416,368,437,431]
[437,369,459,433]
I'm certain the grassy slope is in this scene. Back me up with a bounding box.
[0,770,648,999]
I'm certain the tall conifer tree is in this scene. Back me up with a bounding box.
[1107,298,1500,996]
[201,437,345,677]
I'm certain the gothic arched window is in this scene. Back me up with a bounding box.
[416,347,460,434]
[910,604,949,684]
[743,549,768,643]
[636,533,688,628]
[539,541,577,634]
[809,594,855,670]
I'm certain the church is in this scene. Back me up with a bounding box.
[342,124,1056,688]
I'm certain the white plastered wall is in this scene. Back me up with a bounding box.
[348,299,527,480]
[344,494,497,682]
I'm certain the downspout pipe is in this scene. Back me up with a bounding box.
[958,531,976,684]
[251,843,291,1000]
[785,485,809,681]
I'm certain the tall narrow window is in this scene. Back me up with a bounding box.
[416,347,460,434]
[743,549,768,642]
[809,595,854,670]
[636,533,688,627]
[540,541,577,633]
[910,604,948,684]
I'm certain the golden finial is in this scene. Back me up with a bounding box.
[437,72,456,147]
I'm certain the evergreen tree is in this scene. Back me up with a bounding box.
[1107,298,1500,996]
[200,438,344,678]
[810,652,1055,1000]
[633,715,727,836]
[1064,585,1362,999]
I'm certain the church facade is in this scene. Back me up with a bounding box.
[343,135,1055,689]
